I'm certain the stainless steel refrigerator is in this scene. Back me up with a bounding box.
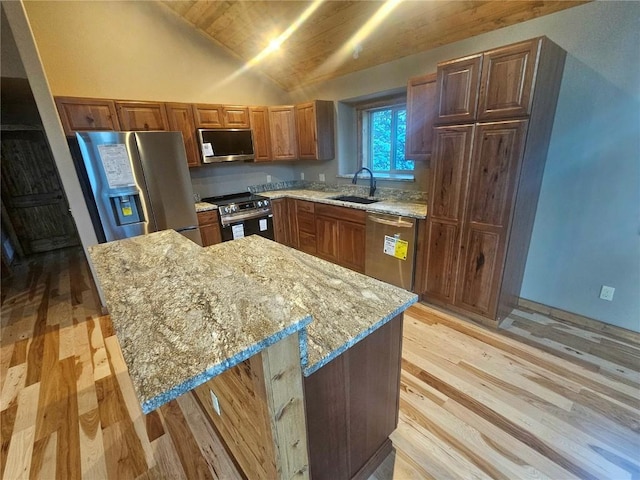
[75,131,201,245]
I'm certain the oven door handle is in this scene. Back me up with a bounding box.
[220,210,273,226]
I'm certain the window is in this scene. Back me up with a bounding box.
[358,97,413,176]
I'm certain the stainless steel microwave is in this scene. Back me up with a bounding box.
[197,129,255,163]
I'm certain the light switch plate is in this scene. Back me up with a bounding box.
[266,174,272,183]
[319,173,326,182]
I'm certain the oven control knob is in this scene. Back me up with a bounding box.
[222,206,229,214]
[257,201,263,207]
[264,200,269,206]
[231,205,238,213]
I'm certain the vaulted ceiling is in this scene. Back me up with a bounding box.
[161,1,587,91]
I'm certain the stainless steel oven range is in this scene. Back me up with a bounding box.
[202,193,274,242]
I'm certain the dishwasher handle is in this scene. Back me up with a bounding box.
[368,215,414,228]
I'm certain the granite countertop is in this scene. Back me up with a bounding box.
[195,202,217,213]
[260,189,427,219]
[88,230,417,413]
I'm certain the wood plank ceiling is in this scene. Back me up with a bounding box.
[160,1,587,91]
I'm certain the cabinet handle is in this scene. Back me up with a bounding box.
[86,116,95,124]
[144,123,149,130]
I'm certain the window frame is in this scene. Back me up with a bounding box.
[355,93,411,176]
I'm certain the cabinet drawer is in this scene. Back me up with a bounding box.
[297,211,316,233]
[315,204,366,224]
[298,232,317,254]
[197,210,219,226]
[295,200,315,214]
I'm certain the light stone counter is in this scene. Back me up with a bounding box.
[195,201,217,213]
[88,230,417,413]
[259,189,428,219]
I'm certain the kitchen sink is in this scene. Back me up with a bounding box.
[330,195,380,204]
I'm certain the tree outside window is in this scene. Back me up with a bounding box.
[359,100,413,176]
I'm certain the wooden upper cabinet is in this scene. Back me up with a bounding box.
[477,39,540,120]
[405,73,437,161]
[249,107,272,162]
[193,104,250,128]
[436,54,482,125]
[192,104,224,128]
[222,106,250,128]
[116,101,169,131]
[268,106,298,161]
[55,97,121,135]
[165,102,200,167]
[295,100,334,161]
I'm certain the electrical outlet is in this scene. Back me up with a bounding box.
[599,285,615,301]
[319,173,326,182]
[300,172,305,180]
[210,389,221,416]
[266,174,272,183]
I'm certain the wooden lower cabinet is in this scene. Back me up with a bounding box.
[304,315,402,480]
[192,314,404,480]
[291,200,316,254]
[315,204,367,273]
[197,210,221,247]
[271,198,290,245]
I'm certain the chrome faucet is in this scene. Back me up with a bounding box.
[352,167,377,197]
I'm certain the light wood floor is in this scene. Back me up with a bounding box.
[2,247,639,479]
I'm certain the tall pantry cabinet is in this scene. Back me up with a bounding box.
[421,37,566,326]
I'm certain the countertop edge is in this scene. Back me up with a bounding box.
[302,295,418,377]
[260,190,428,219]
[141,313,313,414]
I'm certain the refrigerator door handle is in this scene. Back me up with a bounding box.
[368,216,414,228]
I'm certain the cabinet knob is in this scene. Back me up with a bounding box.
[144,123,149,130]
[86,116,95,124]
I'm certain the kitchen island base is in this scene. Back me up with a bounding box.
[193,314,403,480]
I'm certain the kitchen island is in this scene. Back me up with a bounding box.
[88,230,417,479]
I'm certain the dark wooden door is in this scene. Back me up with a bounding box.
[1,130,79,255]
[455,120,527,317]
[423,125,474,303]
[271,198,289,245]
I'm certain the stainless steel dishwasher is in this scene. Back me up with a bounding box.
[365,212,417,290]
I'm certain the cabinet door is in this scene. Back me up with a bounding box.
[269,106,298,160]
[116,101,169,131]
[338,221,366,273]
[271,198,290,245]
[423,125,474,303]
[295,102,317,160]
[455,120,527,318]
[478,39,540,120]
[192,104,224,128]
[197,210,222,247]
[405,73,437,161]
[249,107,272,162]
[166,102,200,167]
[222,106,250,128]
[55,97,121,135]
[315,216,339,262]
[436,54,482,124]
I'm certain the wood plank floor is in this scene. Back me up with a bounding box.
[2,247,639,479]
